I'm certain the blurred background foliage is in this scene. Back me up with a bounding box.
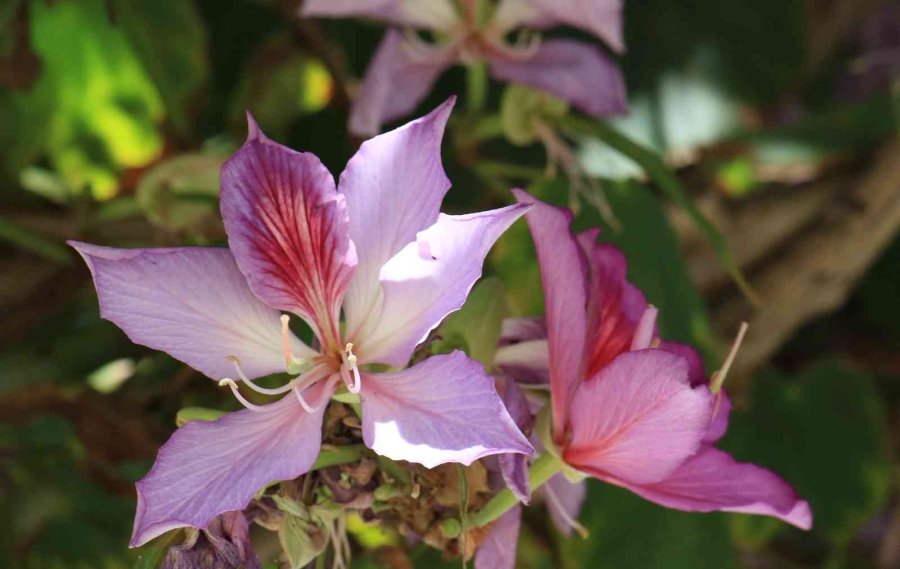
[0,0,898,567]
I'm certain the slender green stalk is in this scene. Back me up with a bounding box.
[553,115,760,305]
[0,216,72,263]
[458,464,469,569]
[311,444,365,470]
[469,453,563,527]
[466,62,489,114]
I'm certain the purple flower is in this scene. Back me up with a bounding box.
[69,98,532,547]
[302,0,628,135]
[477,191,811,569]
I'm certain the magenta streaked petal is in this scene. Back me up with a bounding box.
[359,351,533,468]
[490,39,627,118]
[564,350,713,485]
[512,190,588,442]
[220,117,356,346]
[359,204,529,367]
[130,395,328,547]
[579,238,648,378]
[543,474,587,537]
[302,0,458,31]
[625,446,812,530]
[492,0,624,53]
[474,505,521,569]
[340,99,454,341]
[69,243,312,381]
[350,31,458,137]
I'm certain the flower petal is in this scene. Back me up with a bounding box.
[497,376,533,502]
[658,341,706,387]
[340,99,454,341]
[494,339,550,385]
[350,30,457,137]
[220,118,356,346]
[474,505,521,569]
[359,351,534,468]
[359,204,529,367]
[489,39,627,118]
[624,446,812,530]
[302,0,458,31]
[131,395,327,547]
[512,190,588,442]
[579,238,648,378]
[564,350,713,485]
[492,0,624,53]
[69,243,312,381]
[543,474,587,536]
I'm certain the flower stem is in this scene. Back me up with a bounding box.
[466,62,488,114]
[469,453,564,527]
[311,444,365,470]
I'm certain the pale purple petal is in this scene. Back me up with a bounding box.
[512,189,587,442]
[220,117,357,346]
[474,506,521,569]
[495,339,550,385]
[564,350,713,485]
[302,0,458,31]
[340,99,454,341]
[492,0,624,53]
[624,446,812,530]
[498,317,547,345]
[69,243,312,381]
[359,204,529,367]
[497,377,533,502]
[350,30,458,137]
[131,395,327,546]
[358,351,533,468]
[543,474,587,536]
[490,39,627,118]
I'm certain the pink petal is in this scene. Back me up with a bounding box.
[340,99,454,341]
[359,351,533,468]
[543,474,587,536]
[350,30,458,137]
[302,0,459,31]
[624,446,812,530]
[69,243,312,381]
[564,350,713,485]
[474,505,521,569]
[131,395,328,546]
[512,190,588,442]
[489,39,627,118]
[658,341,707,387]
[579,238,648,378]
[359,204,529,367]
[220,117,357,347]
[492,0,624,53]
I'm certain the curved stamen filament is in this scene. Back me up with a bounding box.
[710,322,749,394]
[281,315,314,375]
[226,356,295,396]
[340,343,361,394]
[218,378,272,413]
[542,481,590,539]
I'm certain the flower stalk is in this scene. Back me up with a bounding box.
[469,452,563,527]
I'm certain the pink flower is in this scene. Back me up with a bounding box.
[476,190,811,569]
[302,0,628,135]
[69,99,532,547]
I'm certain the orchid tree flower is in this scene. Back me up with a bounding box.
[473,190,811,568]
[69,98,533,547]
[302,0,628,136]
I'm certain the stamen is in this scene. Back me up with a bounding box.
[280,314,314,375]
[226,356,295,396]
[542,482,590,539]
[710,322,749,394]
[218,378,272,413]
[630,305,659,351]
[292,382,325,413]
[340,343,361,394]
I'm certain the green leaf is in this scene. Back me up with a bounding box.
[501,85,569,146]
[565,481,739,569]
[433,277,508,368]
[110,0,209,132]
[725,359,891,544]
[135,153,224,231]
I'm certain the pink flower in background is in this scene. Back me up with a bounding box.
[70,98,532,547]
[302,0,628,135]
[476,190,811,569]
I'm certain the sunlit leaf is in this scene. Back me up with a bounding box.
[434,277,508,368]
